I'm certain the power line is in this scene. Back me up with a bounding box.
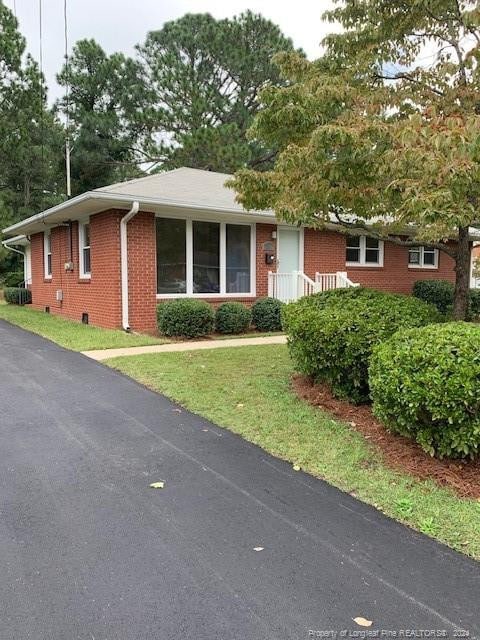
[64,0,72,197]
[38,0,45,172]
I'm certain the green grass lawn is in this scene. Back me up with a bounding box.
[107,344,480,559]
[0,303,167,351]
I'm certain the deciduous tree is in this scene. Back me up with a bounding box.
[230,0,480,319]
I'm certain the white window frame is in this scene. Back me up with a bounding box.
[408,246,439,270]
[79,220,91,279]
[346,235,384,267]
[44,230,52,279]
[156,215,256,299]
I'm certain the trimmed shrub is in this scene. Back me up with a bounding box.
[282,287,442,404]
[215,302,251,334]
[412,279,454,314]
[251,297,284,332]
[3,287,31,305]
[413,279,480,318]
[469,289,480,318]
[369,322,480,459]
[156,299,214,338]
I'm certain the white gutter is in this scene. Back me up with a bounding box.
[1,240,26,257]
[120,201,140,331]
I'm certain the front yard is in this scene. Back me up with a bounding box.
[107,344,480,560]
[0,303,166,351]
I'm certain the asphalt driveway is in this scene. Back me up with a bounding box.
[0,319,478,640]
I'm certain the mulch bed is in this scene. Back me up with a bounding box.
[292,375,480,499]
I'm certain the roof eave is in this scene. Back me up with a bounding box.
[2,191,275,237]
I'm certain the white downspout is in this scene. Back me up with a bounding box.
[120,201,139,331]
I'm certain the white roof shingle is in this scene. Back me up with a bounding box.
[2,167,273,237]
[95,167,261,214]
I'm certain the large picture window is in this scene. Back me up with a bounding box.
[156,217,253,296]
[346,235,383,267]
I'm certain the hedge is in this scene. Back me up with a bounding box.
[3,287,32,305]
[282,287,442,403]
[215,302,251,334]
[412,280,454,314]
[369,322,480,459]
[413,279,480,318]
[251,297,284,332]
[157,299,214,338]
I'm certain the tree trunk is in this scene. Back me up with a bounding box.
[452,225,471,320]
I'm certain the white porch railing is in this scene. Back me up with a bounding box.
[315,271,359,292]
[268,270,359,303]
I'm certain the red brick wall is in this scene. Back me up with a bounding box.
[304,228,345,278]
[29,209,163,332]
[28,216,457,335]
[256,223,277,297]
[30,210,122,328]
[304,228,456,293]
[127,211,157,334]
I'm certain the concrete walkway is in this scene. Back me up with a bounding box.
[82,334,287,361]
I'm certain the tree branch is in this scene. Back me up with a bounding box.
[373,72,445,97]
[248,149,277,168]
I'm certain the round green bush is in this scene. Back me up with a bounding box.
[412,280,453,314]
[251,297,284,332]
[282,287,442,404]
[3,287,31,305]
[215,302,251,334]
[369,322,480,459]
[156,299,214,338]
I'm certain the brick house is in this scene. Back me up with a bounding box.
[2,168,456,333]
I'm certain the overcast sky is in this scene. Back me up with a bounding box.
[5,0,336,103]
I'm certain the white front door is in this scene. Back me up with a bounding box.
[277,227,301,273]
[276,227,302,301]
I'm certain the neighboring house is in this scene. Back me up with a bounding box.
[2,168,455,333]
[471,243,480,288]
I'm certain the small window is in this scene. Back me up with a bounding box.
[346,235,383,267]
[79,221,91,278]
[408,246,438,269]
[44,230,52,278]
